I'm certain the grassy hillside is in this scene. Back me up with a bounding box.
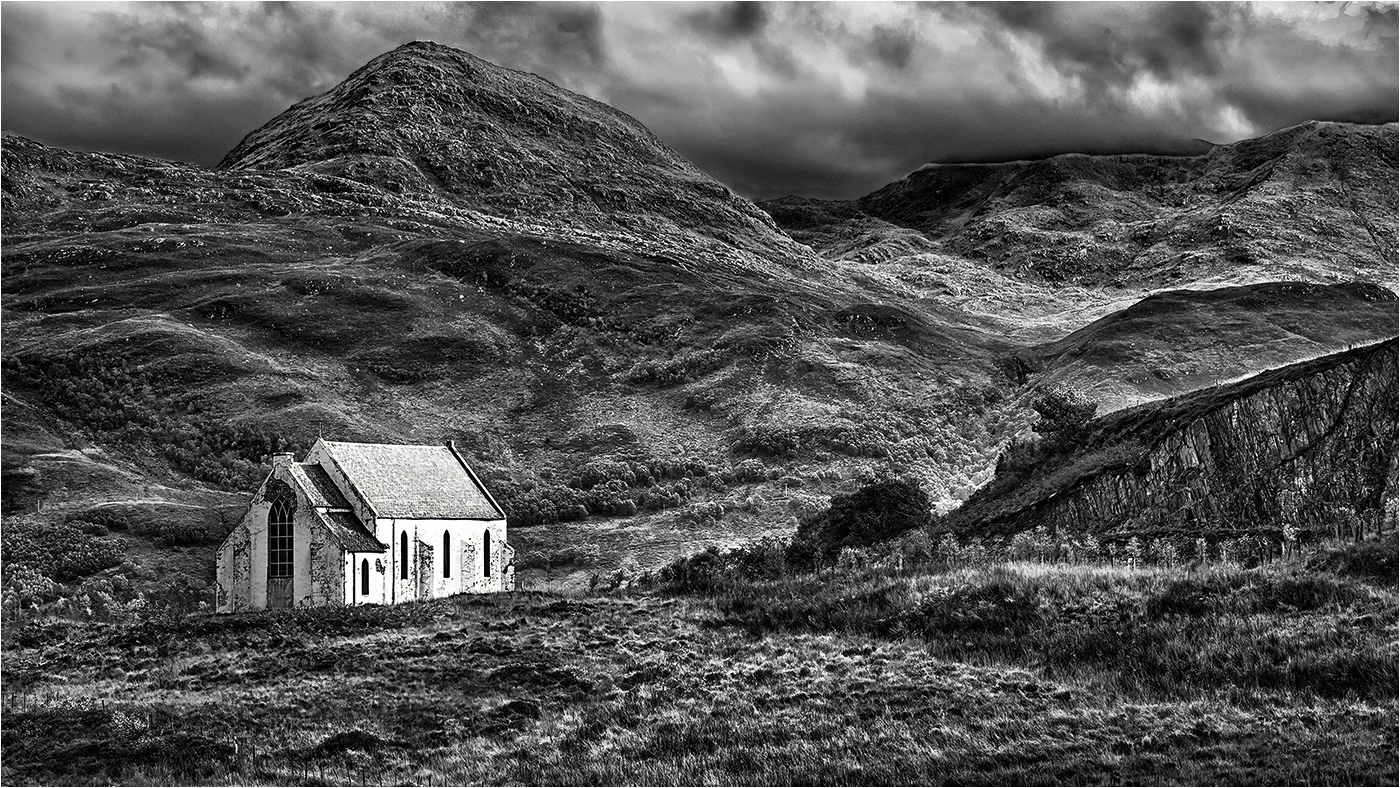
[3,43,1397,617]
[2,534,1394,785]
[1014,281,1398,411]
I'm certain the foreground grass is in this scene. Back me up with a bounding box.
[708,559,1398,702]
[1,555,1395,785]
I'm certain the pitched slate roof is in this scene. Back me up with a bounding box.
[282,462,385,552]
[314,509,387,553]
[287,463,352,509]
[319,441,503,520]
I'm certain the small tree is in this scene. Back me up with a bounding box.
[1031,389,1098,447]
[788,477,932,569]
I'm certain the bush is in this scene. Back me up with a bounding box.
[648,538,791,594]
[1030,388,1097,445]
[152,519,229,548]
[677,501,724,529]
[730,424,889,460]
[1305,531,1398,584]
[627,349,730,387]
[789,477,932,568]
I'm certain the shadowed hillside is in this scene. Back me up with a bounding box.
[2,42,1397,611]
[950,339,1399,541]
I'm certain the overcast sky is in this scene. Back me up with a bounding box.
[3,2,1396,200]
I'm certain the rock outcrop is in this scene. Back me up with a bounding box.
[953,338,1398,539]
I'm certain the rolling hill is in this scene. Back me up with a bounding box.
[2,41,1396,605]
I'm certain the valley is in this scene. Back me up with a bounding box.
[1,39,1396,786]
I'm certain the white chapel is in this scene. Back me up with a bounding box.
[215,439,513,613]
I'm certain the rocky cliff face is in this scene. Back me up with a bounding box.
[954,338,1398,539]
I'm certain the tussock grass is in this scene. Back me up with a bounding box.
[705,558,1397,702]
[3,542,1396,785]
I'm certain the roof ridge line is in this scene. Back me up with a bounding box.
[446,441,507,520]
[317,440,382,520]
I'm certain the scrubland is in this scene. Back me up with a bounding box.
[2,533,1394,786]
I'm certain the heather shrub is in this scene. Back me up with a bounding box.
[626,348,729,387]
[1305,530,1398,583]
[1,352,302,491]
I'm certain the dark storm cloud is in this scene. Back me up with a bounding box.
[970,2,1236,92]
[2,2,1395,199]
[868,25,917,70]
[684,2,769,40]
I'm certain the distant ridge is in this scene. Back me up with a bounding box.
[763,120,1399,291]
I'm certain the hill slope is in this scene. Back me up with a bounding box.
[1013,281,1398,411]
[763,121,1398,333]
[950,338,1399,540]
[2,42,1397,606]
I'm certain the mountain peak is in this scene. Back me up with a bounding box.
[217,39,643,174]
[217,41,800,259]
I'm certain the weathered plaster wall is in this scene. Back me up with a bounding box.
[305,521,345,608]
[215,524,251,613]
[382,518,512,603]
[345,552,388,606]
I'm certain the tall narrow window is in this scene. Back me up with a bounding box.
[400,532,409,580]
[361,558,370,596]
[483,529,492,577]
[268,497,295,579]
[443,531,451,578]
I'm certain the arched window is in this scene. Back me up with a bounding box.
[400,532,409,580]
[443,531,452,578]
[361,558,370,596]
[268,496,295,579]
[483,529,492,577]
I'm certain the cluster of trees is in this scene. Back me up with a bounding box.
[730,423,891,459]
[2,520,126,584]
[994,388,1101,479]
[2,352,303,490]
[493,455,778,527]
[786,478,932,569]
[648,476,934,592]
[626,348,730,387]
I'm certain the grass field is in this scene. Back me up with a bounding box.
[2,535,1394,786]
